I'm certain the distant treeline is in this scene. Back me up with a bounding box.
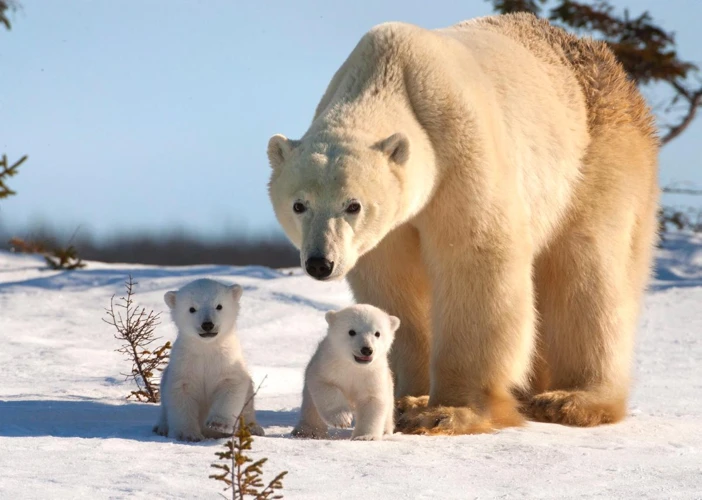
[1,228,300,268]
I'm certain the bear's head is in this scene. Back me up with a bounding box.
[267,130,424,281]
[164,278,243,342]
[324,304,400,365]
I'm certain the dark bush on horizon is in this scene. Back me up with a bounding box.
[2,229,300,268]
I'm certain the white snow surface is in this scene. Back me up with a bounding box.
[1,232,701,499]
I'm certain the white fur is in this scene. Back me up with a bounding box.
[268,15,659,432]
[154,278,263,442]
[292,304,400,441]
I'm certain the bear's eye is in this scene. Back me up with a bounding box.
[216,304,222,311]
[348,330,356,337]
[293,202,306,214]
[375,332,380,338]
[345,201,361,215]
[189,307,196,313]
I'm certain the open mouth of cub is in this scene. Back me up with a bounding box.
[353,355,373,364]
[199,332,218,338]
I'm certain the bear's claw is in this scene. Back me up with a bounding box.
[395,396,494,436]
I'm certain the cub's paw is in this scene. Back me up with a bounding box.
[170,429,205,442]
[152,423,168,437]
[350,434,381,441]
[291,425,328,439]
[205,415,235,435]
[326,409,353,429]
[247,422,265,436]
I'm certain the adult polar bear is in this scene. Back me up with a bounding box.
[267,13,659,435]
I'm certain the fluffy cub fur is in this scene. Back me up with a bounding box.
[154,278,263,441]
[292,304,400,441]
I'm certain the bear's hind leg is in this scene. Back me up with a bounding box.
[528,216,652,426]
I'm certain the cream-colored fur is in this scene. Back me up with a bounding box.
[292,305,399,440]
[154,279,263,441]
[267,13,659,434]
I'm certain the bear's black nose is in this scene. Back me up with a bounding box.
[201,321,215,332]
[305,257,334,280]
[361,346,373,356]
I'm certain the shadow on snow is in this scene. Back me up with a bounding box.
[0,399,300,443]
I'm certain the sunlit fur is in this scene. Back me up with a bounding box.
[154,279,263,441]
[292,305,400,440]
[268,13,659,434]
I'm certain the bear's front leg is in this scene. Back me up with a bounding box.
[205,377,250,435]
[352,397,391,441]
[396,231,534,435]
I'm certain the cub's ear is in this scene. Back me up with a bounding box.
[378,132,410,165]
[388,315,401,332]
[267,134,300,170]
[230,284,243,302]
[164,291,177,309]
[324,310,337,325]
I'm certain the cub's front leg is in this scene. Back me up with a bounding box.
[166,382,205,442]
[205,377,251,435]
[308,377,353,429]
[292,384,330,439]
[352,397,390,441]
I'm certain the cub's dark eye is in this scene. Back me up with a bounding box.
[348,330,356,337]
[345,201,361,214]
[216,304,222,311]
[293,202,306,214]
[189,307,196,313]
[375,332,380,338]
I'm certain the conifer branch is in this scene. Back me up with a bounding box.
[0,154,27,199]
[210,376,288,499]
[103,275,171,403]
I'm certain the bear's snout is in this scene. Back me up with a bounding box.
[201,321,215,332]
[305,256,334,280]
[360,346,373,356]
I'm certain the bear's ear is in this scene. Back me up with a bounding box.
[388,315,401,332]
[378,133,410,165]
[164,291,177,309]
[324,310,337,325]
[267,134,299,170]
[230,284,243,302]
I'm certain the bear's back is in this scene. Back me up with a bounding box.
[452,13,656,140]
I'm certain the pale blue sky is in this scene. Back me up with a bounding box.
[1,0,701,240]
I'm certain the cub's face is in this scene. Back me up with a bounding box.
[164,279,243,342]
[325,305,400,365]
[267,132,411,281]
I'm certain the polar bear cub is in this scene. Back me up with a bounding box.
[153,278,263,442]
[292,304,400,441]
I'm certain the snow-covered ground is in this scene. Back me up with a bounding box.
[1,233,701,499]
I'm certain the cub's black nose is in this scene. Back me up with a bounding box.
[361,346,373,356]
[305,257,334,280]
[201,321,215,332]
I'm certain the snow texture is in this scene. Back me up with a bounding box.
[1,233,701,499]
